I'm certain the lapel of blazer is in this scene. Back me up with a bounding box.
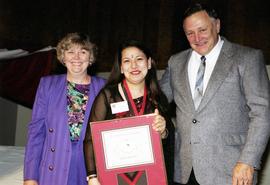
[53,74,67,116]
[196,38,235,112]
[51,74,70,139]
[80,76,99,141]
[177,50,195,111]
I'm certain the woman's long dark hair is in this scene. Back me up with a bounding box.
[106,40,169,114]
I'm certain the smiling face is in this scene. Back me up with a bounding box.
[183,10,220,55]
[62,44,91,77]
[120,46,151,86]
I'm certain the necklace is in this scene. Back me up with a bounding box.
[134,96,143,104]
[68,75,91,85]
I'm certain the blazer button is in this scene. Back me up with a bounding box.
[192,119,197,124]
[49,128,54,133]
[49,165,54,171]
[51,148,55,152]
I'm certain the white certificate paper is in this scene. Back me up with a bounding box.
[101,125,154,169]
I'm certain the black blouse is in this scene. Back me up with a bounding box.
[83,83,175,184]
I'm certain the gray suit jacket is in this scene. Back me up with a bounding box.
[160,38,270,185]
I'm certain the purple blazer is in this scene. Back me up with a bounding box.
[24,74,105,185]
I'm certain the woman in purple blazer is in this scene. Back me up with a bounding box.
[23,33,106,185]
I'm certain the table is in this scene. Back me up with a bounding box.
[0,146,24,184]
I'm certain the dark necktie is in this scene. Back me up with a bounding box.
[193,56,206,109]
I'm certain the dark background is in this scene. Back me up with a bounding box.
[0,0,269,72]
[0,1,269,180]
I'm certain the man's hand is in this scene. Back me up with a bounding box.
[232,162,254,185]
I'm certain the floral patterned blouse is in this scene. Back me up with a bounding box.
[67,81,89,141]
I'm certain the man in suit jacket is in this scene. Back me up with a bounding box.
[160,3,270,185]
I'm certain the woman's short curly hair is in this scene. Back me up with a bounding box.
[56,32,97,65]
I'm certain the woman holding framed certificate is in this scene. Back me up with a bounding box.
[84,40,175,185]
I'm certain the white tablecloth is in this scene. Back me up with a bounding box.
[0,146,24,184]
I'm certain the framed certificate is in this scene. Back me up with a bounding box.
[91,114,167,185]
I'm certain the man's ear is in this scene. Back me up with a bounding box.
[216,18,221,34]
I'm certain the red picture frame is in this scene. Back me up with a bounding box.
[91,114,167,185]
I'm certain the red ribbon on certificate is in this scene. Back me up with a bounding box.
[119,171,144,185]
